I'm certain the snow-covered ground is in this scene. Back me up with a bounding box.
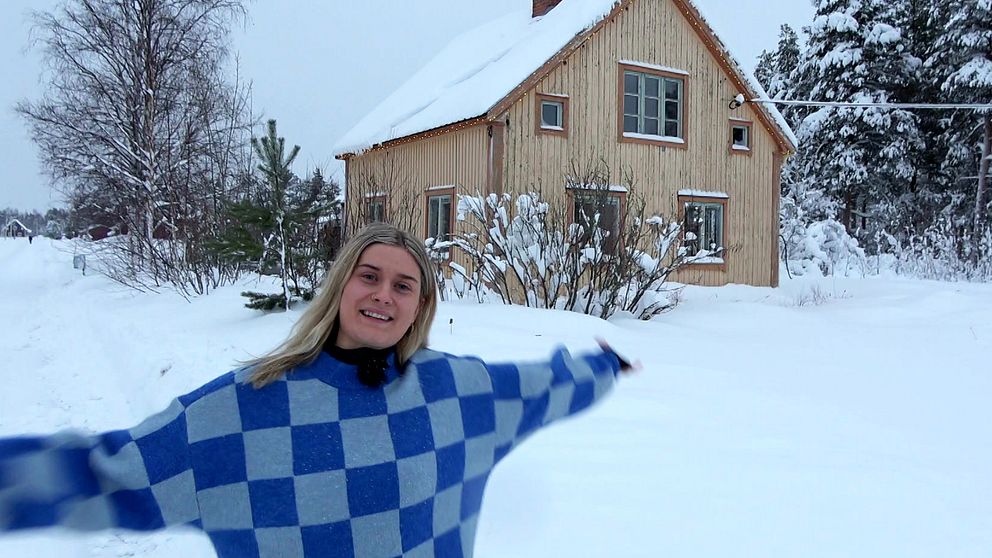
[1,236,990,557]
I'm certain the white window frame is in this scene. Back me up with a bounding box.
[540,100,564,129]
[536,92,568,136]
[681,198,726,264]
[730,119,752,154]
[426,191,453,254]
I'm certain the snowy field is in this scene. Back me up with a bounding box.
[1,236,990,557]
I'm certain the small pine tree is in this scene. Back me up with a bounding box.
[209,120,304,311]
[249,119,300,310]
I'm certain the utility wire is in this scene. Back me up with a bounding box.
[745,98,992,111]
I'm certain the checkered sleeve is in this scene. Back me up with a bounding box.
[0,398,200,533]
[487,347,621,458]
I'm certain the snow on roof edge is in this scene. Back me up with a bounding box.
[334,0,797,157]
[333,1,622,157]
[679,0,798,150]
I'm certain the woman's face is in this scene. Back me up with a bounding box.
[336,243,423,350]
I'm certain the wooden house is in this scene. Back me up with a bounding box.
[2,219,32,238]
[334,0,797,287]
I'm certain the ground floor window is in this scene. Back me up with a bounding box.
[572,190,623,255]
[366,196,386,224]
[681,196,726,260]
[426,191,453,251]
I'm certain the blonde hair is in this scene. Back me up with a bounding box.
[247,222,438,387]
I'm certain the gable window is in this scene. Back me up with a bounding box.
[619,62,687,148]
[678,192,727,265]
[730,120,752,154]
[536,93,568,136]
[542,101,563,127]
[571,189,624,255]
[425,187,454,253]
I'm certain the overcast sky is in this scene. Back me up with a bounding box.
[0,0,814,213]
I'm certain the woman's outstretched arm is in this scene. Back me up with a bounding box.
[0,398,200,532]
[484,346,625,460]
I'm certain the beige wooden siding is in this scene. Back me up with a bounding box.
[500,0,780,287]
[345,124,489,272]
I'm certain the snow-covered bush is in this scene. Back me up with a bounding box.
[445,189,695,320]
[782,218,866,277]
[877,221,992,282]
[780,182,865,277]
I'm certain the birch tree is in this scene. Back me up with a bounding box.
[17,0,251,294]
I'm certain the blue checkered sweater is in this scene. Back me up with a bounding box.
[0,347,620,557]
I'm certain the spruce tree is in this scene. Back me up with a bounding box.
[754,49,776,94]
[288,167,344,288]
[788,0,923,241]
[892,0,947,233]
[929,0,992,232]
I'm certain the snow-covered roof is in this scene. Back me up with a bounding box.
[4,219,32,233]
[333,0,796,157]
[333,0,622,156]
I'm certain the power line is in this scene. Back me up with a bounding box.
[744,98,992,111]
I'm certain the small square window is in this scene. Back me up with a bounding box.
[536,93,568,136]
[730,121,752,154]
[541,101,563,128]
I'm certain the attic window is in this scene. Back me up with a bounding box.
[730,119,752,154]
[536,93,568,137]
[619,63,687,149]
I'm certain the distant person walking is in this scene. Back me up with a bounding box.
[0,222,634,558]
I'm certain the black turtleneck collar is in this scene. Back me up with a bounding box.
[322,324,397,388]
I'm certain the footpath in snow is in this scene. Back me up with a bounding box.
[1,237,990,557]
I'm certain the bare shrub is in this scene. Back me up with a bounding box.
[446,161,711,319]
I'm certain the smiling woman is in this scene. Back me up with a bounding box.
[336,244,424,351]
[0,222,632,558]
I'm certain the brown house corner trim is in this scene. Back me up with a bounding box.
[486,122,506,196]
[771,152,783,287]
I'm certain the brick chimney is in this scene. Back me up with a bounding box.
[532,0,564,17]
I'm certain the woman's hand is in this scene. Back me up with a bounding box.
[595,337,641,374]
